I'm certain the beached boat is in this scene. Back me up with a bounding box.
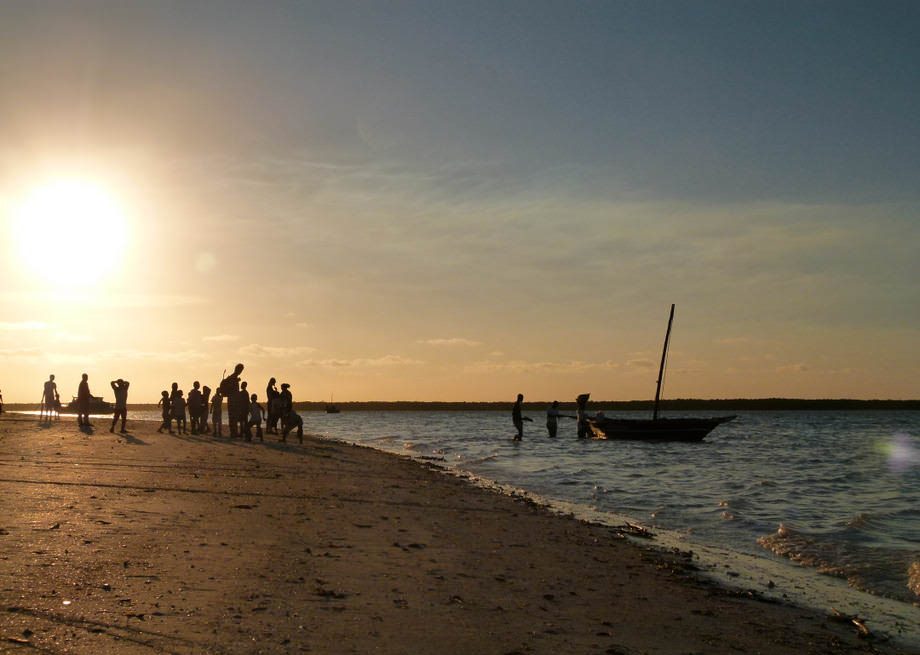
[62,395,113,414]
[588,304,735,442]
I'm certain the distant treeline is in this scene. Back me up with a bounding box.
[6,398,919,412]
[288,398,920,411]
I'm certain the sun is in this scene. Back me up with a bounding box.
[10,178,129,286]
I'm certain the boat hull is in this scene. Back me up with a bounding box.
[588,415,735,442]
[62,397,114,414]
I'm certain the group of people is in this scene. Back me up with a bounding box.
[512,393,592,440]
[37,362,305,443]
[39,373,130,432]
[155,363,305,443]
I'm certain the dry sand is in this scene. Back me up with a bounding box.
[0,414,915,655]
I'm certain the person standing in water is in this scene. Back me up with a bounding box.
[575,393,591,439]
[545,400,574,438]
[511,393,532,440]
[110,378,130,433]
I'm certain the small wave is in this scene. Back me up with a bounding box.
[758,523,920,602]
[909,561,920,597]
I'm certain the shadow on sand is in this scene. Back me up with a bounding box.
[116,431,147,446]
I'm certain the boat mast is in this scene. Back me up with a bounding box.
[653,303,675,420]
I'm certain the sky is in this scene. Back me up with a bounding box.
[0,1,918,403]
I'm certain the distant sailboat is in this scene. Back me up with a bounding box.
[588,304,735,441]
[325,394,340,414]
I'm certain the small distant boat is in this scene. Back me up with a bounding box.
[62,395,113,414]
[325,394,340,414]
[588,304,735,442]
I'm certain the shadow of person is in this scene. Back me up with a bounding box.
[79,424,94,435]
[118,432,147,446]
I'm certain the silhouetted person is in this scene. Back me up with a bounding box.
[576,393,591,439]
[41,374,59,422]
[546,400,560,437]
[0,388,3,414]
[266,377,280,434]
[187,381,203,434]
[110,379,130,433]
[236,381,250,438]
[77,373,92,427]
[219,363,244,438]
[282,409,303,444]
[246,393,264,442]
[211,391,223,437]
[157,391,171,433]
[511,393,532,440]
[200,385,212,434]
[279,382,293,419]
[172,389,187,434]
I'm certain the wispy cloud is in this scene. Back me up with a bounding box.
[0,347,42,357]
[776,363,809,373]
[203,334,240,342]
[239,343,316,358]
[418,337,481,347]
[300,355,423,368]
[626,358,656,369]
[45,349,209,364]
[465,359,619,374]
[0,292,208,309]
[0,321,48,331]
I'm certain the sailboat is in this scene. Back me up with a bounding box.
[325,393,340,414]
[588,304,735,441]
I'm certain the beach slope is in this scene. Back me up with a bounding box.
[0,415,914,654]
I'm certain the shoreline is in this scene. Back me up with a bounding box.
[1,414,917,654]
[5,398,920,412]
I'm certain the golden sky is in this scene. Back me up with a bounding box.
[1,2,918,403]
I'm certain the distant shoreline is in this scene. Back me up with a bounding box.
[6,398,920,412]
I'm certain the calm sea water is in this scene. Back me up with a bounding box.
[20,408,920,626]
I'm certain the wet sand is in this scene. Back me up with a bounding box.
[0,414,915,654]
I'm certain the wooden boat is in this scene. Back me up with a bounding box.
[62,395,113,414]
[325,394,340,414]
[588,415,735,441]
[588,304,735,442]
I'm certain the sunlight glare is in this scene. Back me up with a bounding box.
[11,179,129,287]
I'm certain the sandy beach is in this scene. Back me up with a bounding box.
[0,413,914,655]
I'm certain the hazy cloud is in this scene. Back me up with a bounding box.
[0,321,48,331]
[0,347,42,357]
[626,359,656,369]
[239,343,316,358]
[466,359,619,374]
[300,355,423,368]
[418,337,482,347]
[203,334,240,342]
[777,363,809,373]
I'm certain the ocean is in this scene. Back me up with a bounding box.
[17,407,920,639]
